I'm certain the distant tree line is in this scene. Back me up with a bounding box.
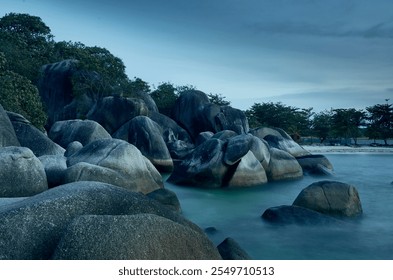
[245,100,393,145]
[1,13,392,145]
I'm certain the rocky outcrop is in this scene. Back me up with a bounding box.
[52,214,221,260]
[86,96,148,134]
[49,119,111,148]
[66,138,163,193]
[113,116,173,172]
[217,237,252,260]
[0,147,48,197]
[172,90,249,140]
[0,104,20,147]
[7,112,65,156]
[293,180,363,217]
[266,148,303,181]
[168,138,227,188]
[0,182,203,259]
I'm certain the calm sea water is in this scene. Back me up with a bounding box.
[165,153,393,259]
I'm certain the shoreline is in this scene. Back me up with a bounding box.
[302,145,393,154]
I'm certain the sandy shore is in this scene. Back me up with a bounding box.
[302,145,393,154]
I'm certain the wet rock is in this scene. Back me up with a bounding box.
[266,148,303,181]
[296,154,334,175]
[293,180,362,217]
[0,104,20,147]
[147,188,181,213]
[217,237,252,260]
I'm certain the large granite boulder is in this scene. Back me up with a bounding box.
[7,112,65,156]
[113,116,173,172]
[0,104,20,147]
[147,188,182,213]
[49,119,111,148]
[52,214,221,260]
[86,96,148,134]
[149,111,192,143]
[250,127,310,157]
[266,148,303,181]
[293,180,363,217]
[0,147,48,197]
[66,139,163,193]
[296,154,334,175]
[224,134,254,165]
[168,138,227,188]
[0,181,202,259]
[172,90,249,140]
[262,205,346,225]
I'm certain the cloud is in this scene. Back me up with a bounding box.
[249,20,393,39]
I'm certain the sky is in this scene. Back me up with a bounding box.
[1,0,393,111]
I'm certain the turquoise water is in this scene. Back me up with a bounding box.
[165,154,393,259]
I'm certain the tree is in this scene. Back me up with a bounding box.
[311,110,333,143]
[207,93,231,106]
[366,100,393,145]
[331,108,366,145]
[123,77,151,98]
[245,102,312,136]
[52,41,129,99]
[150,82,178,116]
[0,13,54,82]
[0,53,47,129]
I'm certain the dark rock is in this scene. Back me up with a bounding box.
[251,127,310,157]
[212,130,238,142]
[0,181,203,259]
[64,141,83,157]
[217,237,252,260]
[168,138,227,188]
[66,139,163,194]
[134,91,158,112]
[266,148,303,181]
[249,136,271,169]
[147,188,181,213]
[39,155,67,188]
[204,227,218,235]
[49,119,111,148]
[149,111,192,143]
[52,214,221,260]
[0,147,48,197]
[86,96,148,134]
[113,116,173,172]
[0,104,20,147]
[296,154,334,175]
[172,90,249,140]
[166,140,195,160]
[196,131,214,146]
[223,134,253,165]
[7,111,65,156]
[262,205,346,225]
[293,180,362,217]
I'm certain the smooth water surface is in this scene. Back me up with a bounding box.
[165,154,393,259]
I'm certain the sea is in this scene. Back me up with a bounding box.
[165,153,393,259]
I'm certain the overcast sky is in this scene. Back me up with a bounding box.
[2,0,393,111]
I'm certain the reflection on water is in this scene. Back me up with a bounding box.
[165,154,393,259]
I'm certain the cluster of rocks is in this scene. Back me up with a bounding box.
[0,59,339,259]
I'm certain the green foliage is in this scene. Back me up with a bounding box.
[207,93,231,106]
[0,57,47,129]
[330,108,366,145]
[123,77,151,98]
[245,102,312,136]
[51,41,128,98]
[0,13,53,82]
[310,110,333,143]
[150,82,178,116]
[366,100,393,145]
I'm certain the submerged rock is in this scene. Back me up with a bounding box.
[293,180,362,217]
[296,154,334,175]
[217,237,252,260]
